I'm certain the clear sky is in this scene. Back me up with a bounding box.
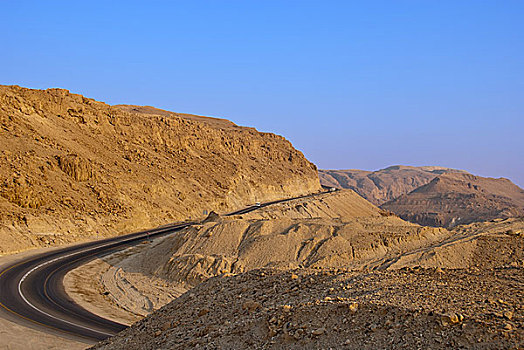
[2,1,523,186]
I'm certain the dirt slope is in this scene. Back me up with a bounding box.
[110,190,447,292]
[0,85,320,254]
[92,267,523,350]
[319,165,466,205]
[382,172,524,228]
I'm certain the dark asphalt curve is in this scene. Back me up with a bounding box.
[0,190,331,343]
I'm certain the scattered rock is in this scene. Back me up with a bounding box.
[197,308,209,317]
[503,311,513,320]
[311,328,325,336]
[348,302,358,313]
[440,313,463,326]
[242,300,261,313]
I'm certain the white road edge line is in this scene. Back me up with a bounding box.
[16,229,172,338]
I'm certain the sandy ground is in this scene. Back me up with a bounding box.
[0,247,88,350]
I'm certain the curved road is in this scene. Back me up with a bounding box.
[0,192,327,343]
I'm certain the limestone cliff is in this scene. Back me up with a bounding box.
[0,85,320,254]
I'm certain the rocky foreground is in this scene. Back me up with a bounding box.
[92,266,522,350]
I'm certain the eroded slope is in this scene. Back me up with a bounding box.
[92,267,523,350]
[0,85,320,254]
[84,190,449,317]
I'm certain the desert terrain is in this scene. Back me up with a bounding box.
[92,266,522,350]
[319,165,467,205]
[78,190,522,349]
[382,172,524,228]
[0,86,522,350]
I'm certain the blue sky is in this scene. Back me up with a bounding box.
[2,1,523,186]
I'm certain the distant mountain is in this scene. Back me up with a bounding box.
[319,165,466,205]
[381,172,524,228]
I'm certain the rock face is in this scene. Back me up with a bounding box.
[382,173,524,228]
[319,165,466,205]
[0,85,320,254]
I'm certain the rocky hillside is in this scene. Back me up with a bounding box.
[80,189,523,349]
[382,173,524,228]
[115,190,447,292]
[319,165,466,205]
[0,85,320,254]
[92,266,523,350]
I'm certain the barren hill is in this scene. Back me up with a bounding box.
[0,85,320,254]
[382,172,524,228]
[72,186,523,349]
[319,165,466,205]
[129,190,446,287]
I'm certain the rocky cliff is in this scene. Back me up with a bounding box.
[0,85,320,254]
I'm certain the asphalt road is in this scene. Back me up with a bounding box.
[0,191,330,343]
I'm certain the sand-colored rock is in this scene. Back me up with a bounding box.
[80,200,524,322]
[88,190,451,317]
[0,85,320,254]
[321,166,524,228]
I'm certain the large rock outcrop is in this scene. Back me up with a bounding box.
[0,85,321,254]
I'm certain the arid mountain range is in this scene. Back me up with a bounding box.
[0,85,320,254]
[382,172,524,227]
[320,166,524,228]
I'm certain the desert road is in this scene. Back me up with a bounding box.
[0,191,330,343]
